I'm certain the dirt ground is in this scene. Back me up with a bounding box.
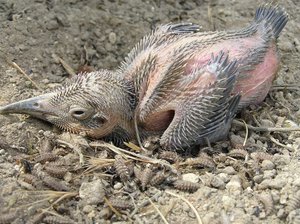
[0,0,300,223]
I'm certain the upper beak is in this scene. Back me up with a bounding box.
[0,94,56,120]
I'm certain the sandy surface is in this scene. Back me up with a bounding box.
[0,0,300,223]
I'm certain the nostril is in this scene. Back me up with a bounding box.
[33,102,39,107]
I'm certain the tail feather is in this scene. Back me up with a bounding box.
[253,5,288,39]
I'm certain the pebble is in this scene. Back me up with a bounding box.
[105,42,113,51]
[64,172,73,183]
[221,166,237,175]
[258,178,286,190]
[277,208,286,219]
[108,32,117,44]
[157,196,167,205]
[0,149,5,155]
[263,169,277,179]
[79,179,105,205]
[278,40,294,52]
[202,212,217,224]
[42,79,50,84]
[293,178,300,187]
[218,173,230,183]
[87,210,96,219]
[83,205,94,214]
[261,160,275,171]
[25,80,33,88]
[287,209,300,223]
[98,207,111,219]
[253,175,264,184]
[113,182,123,190]
[222,195,236,211]
[182,173,200,183]
[194,186,214,200]
[279,191,288,204]
[273,154,290,166]
[226,175,242,195]
[46,19,59,30]
[210,176,226,189]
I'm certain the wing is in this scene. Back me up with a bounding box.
[117,23,201,94]
[146,51,241,149]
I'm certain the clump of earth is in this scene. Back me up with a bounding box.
[0,0,300,223]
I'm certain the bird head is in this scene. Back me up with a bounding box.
[0,70,135,139]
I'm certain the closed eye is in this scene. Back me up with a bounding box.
[70,107,92,120]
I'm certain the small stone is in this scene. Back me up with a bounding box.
[182,173,200,183]
[218,173,230,183]
[279,191,288,204]
[260,119,275,127]
[9,77,17,83]
[293,178,300,187]
[25,81,32,88]
[222,166,237,175]
[0,149,5,155]
[222,195,236,211]
[105,42,113,52]
[194,186,214,200]
[287,209,300,223]
[108,32,117,44]
[46,19,59,30]
[263,169,277,179]
[157,196,167,205]
[277,208,285,219]
[83,205,94,214]
[202,212,217,224]
[273,154,290,166]
[79,179,105,205]
[114,182,123,190]
[261,160,275,171]
[275,178,288,190]
[210,176,225,189]
[258,178,286,190]
[253,175,264,184]
[64,172,72,183]
[42,79,50,84]
[278,40,294,52]
[226,175,242,194]
[98,207,112,219]
[87,210,96,219]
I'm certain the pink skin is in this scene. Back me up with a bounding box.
[184,36,279,107]
[232,45,279,106]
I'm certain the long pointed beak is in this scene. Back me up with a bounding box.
[0,94,56,120]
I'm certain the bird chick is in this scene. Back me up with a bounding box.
[0,5,288,149]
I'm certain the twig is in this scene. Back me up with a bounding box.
[241,120,248,147]
[165,191,202,224]
[268,135,295,152]
[50,192,78,206]
[56,139,84,165]
[148,198,169,224]
[124,142,142,152]
[271,84,300,91]
[232,120,300,132]
[130,191,162,217]
[134,112,147,152]
[207,2,215,31]
[104,196,122,217]
[7,60,42,91]
[52,54,76,77]
[90,142,178,174]
[41,209,66,219]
